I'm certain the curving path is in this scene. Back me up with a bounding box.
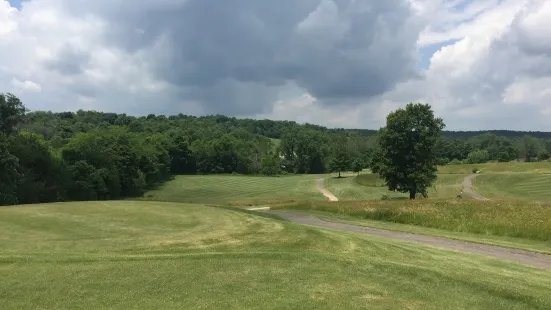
[463,174,489,200]
[316,178,339,201]
[263,210,551,269]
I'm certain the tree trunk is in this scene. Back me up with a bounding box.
[409,189,416,200]
[338,171,341,178]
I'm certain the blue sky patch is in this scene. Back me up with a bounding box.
[418,39,461,69]
[8,0,24,9]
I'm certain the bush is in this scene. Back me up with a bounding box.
[537,151,550,162]
[466,150,489,164]
[472,168,479,174]
[449,159,462,165]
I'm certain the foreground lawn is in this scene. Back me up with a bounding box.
[325,173,466,201]
[439,161,551,174]
[142,174,324,204]
[1,201,551,309]
[473,173,551,202]
[276,199,551,242]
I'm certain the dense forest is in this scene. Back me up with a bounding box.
[1,92,550,206]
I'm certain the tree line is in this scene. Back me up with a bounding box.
[1,92,550,205]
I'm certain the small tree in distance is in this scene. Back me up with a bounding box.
[328,146,352,178]
[371,103,445,200]
[351,158,364,175]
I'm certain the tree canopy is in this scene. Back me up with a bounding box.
[371,103,445,199]
[0,92,550,206]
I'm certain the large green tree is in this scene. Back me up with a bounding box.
[0,133,20,205]
[0,93,27,135]
[372,103,445,199]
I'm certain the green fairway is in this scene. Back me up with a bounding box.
[325,173,466,200]
[143,172,466,205]
[142,174,324,204]
[324,173,404,200]
[1,201,551,309]
[439,161,551,174]
[472,173,551,202]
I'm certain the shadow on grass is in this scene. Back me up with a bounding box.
[143,175,176,192]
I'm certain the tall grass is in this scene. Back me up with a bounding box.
[276,199,551,242]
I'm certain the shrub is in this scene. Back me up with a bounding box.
[449,159,462,165]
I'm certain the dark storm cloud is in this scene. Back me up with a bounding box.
[43,45,90,76]
[61,0,422,115]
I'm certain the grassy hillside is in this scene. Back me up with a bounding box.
[439,161,551,174]
[142,174,324,204]
[325,173,467,201]
[2,201,551,309]
[473,173,551,202]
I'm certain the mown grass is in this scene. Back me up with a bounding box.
[473,173,551,202]
[325,173,467,201]
[1,201,551,309]
[274,199,551,242]
[439,161,551,174]
[141,174,324,204]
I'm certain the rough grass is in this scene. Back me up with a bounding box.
[439,161,551,174]
[1,201,551,309]
[141,174,324,204]
[285,209,551,255]
[473,173,551,202]
[275,199,551,242]
[325,173,467,201]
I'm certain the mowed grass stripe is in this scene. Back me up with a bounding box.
[325,173,467,201]
[439,162,551,174]
[473,173,551,202]
[143,174,323,204]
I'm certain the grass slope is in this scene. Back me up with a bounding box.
[439,162,551,174]
[473,173,551,202]
[142,174,324,204]
[1,201,551,309]
[325,173,467,201]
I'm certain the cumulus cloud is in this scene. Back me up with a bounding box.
[0,0,550,131]
[0,0,422,116]
[365,0,551,131]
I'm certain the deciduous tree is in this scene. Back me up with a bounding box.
[372,103,444,199]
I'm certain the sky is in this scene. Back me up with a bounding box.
[1,0,551,131]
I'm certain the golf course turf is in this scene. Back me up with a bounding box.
[4,162,551,309]
[2,201,551,309]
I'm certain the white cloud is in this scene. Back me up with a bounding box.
[0,0,551,131]
[11,78,41,92]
